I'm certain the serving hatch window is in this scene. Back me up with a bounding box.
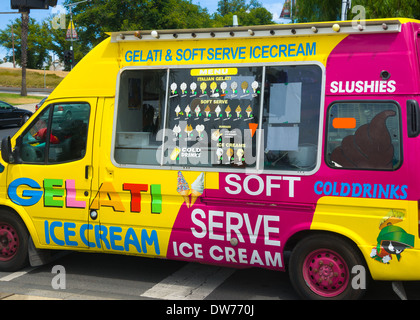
[114,64,323,173]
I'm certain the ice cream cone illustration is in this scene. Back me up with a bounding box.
[175,105,181,117]
[211,129,222,141]
[190,172,204,207]
[251,81,258,93]
[194,105,201,117]
[241,81,248,93]
[170,147,180,161]
[216,148,223,162]
[227,148,234,160]
[200,82,207,94]
[231,81,238,93]
[205,105,211,117]
[235,106,241,117]
[180,82,187,94]
[177,171,190,206]
[246,105,252,117]
[220,82,227,93]
[210,82,217,94]
[196,124,205,136]
[185,105,191,117]
[237,148,244,162]
[190,82,197,94]
[173,124,181,137]
[215,105,221,117]
[171,83,177,95]
[184,124,193,135]
[225,105,231,118]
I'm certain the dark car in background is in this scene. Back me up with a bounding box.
[0,100,33,127]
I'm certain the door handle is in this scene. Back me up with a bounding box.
[85,165,91,179]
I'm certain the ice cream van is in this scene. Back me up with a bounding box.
[1,18,420,300]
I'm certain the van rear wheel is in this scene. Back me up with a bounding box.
[0,211,29,272]
[289,234,367,300]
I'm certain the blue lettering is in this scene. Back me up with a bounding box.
[223,47,230,60]
[146,50,154,61]
[332,182,340,196]
[124,227,142,253]
[133,50,140,62]
[314,181,323,195]
[351,183,362,197]
[390,185,400,199]
[8,177,43,206]
[141,229,160,255]
[207,48,215,60]
[253,46,261,59]
[176,49,183,61]
[125,50,133,62]
[261,45,269,59]
[238,46,246,59]
[45,220,50,244]
[288,44,296,57]
[64,222,78,247]
[297,43,305,56]
[340,183,351,196]
[214,48,222,60]
[279,45,287,57]
[80,224,95,247]
[109,226,124,251]
[378,184,390,198]
[95,225,110,250]
[270,45,278,58]
[323,182,332,195]
[50,221,65,246]
[43,221,161,255]
[400,185,408,200]
[363,184,372,198]
[307,42,316,56]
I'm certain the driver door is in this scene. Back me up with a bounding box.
[6,99,97,250]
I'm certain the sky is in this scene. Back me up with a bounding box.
[0,0,290,61]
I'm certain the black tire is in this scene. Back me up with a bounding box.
[289,233,368,300]
[0,210,29,272]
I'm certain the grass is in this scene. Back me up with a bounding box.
[0,93,45,105]
[0,67,66,89]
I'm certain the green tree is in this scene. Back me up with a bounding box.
[294,0,342,22]
[212,0,273,26]
[294,0,420,22]
[63,0,213,51]
[351,0,420,20]
[0,17,53,70]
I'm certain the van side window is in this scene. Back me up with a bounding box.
[114,64,324,172]
[262,65,322,171]
[19,103,90,164]
[326,102,402,170]
[114,69,166,165]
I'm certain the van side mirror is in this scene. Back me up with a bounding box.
[1,136,14,163]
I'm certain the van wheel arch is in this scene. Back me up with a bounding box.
[0,207,30,271]
[285,230,371,300]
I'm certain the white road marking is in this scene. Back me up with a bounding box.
[0,267,35,282]
[141,263,235,300]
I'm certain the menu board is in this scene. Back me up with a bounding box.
[165,67,262,167]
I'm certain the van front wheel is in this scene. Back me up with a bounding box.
[289,234,367,300]
[0,211,29,272]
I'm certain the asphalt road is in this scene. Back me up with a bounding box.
[0,250,419,301]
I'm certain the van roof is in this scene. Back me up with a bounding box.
[48,18,419,102]
[109,18,410,42]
